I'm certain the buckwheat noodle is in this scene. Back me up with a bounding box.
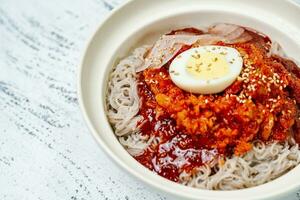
[106,44,300,190]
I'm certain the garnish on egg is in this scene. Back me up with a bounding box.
[169,45,243,94]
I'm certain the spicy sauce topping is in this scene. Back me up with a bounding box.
[134,28,300,182]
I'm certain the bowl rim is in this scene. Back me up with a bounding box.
[78,0,300,199]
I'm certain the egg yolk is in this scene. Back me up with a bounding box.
[186,52,229,80]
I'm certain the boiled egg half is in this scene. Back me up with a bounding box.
[169,45,243,94]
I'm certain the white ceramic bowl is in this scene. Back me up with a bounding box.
[78,0,300,199]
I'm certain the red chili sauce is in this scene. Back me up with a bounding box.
[134,28,300,182]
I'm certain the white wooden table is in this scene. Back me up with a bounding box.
[0,0,299,199]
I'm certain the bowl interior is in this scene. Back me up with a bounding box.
[79,0,300,199]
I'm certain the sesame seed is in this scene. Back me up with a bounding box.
[192,55,198,59]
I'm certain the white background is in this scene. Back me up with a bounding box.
[0,0,300,199]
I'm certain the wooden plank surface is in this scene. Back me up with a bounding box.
[0,0,299,199]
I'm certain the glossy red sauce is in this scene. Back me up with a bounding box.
[136,74,217,181]
[133,28,300,182]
